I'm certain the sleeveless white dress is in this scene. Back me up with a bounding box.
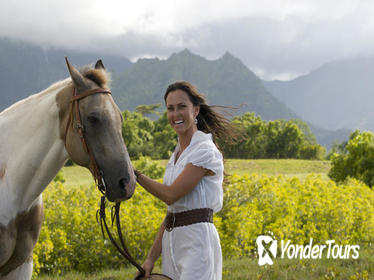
[161,130,223,280]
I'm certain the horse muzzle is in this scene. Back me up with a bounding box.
[104,164,136,202]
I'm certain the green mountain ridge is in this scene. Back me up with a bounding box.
[0,37,347,147]
[111,48,297,121]
[0,37,132,111]
[264,57,374,133]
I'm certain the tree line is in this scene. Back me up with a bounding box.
[121,106,374,188]
[121,105,326,160]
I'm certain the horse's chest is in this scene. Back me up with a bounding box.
[0,203,43,276]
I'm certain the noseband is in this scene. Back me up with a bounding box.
[64,87,111,195]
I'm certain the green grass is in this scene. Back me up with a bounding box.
[223,159,331,180]
[60,159,331,188]
[37,246,374,279]
[60,165,94,188]
[222,246,374,280]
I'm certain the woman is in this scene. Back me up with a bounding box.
[135,81,235,280]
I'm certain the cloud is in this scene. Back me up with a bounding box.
[1,0,374,80]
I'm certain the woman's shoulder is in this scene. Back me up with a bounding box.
[189,131,222,158]
[190,131,215,148]
[185,131,223,175]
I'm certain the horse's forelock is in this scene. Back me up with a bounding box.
[81,67,110,88]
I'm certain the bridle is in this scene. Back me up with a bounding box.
[64,87,110,194]
[63,86,147,277]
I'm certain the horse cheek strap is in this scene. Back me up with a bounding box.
[67,87,170,279]
[67,87,109,194]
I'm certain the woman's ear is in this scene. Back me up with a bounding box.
[194,105,200,118]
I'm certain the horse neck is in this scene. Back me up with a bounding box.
[0,81,70,224]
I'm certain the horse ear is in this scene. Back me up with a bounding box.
[95,59,105,70]
[65,57,86,89]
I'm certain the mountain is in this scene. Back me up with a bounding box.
[0,37,348,147]
[0,37,132,111]
[0,39,295,121]
[264,57,374,132]
[308,125,351,150]
[111,49,296,121]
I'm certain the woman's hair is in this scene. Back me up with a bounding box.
[164,81,240,145]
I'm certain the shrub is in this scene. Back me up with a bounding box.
[133,156,165,179]
[33,182,165,275]
[33,173,374,276]
[329,130,374,188]
[217,174,374,257]
[53,170,65,183]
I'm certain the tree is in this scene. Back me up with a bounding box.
[122,110,177,159]
[220,112,266,158]
[122,110,155,158]
[135,103,162,118]
[290,119,317,145]
[299,144,326,160]
[275,121,304,158]
[329,130,374,188]
[220,113,324,159]
[151,112,178,159]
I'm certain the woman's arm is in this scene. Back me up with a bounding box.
[136,163,207,205]
[147,219,165,262]
[138,219,166,278]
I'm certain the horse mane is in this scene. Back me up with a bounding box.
[81,66,110,88]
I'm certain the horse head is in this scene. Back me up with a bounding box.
[58,58,136,202]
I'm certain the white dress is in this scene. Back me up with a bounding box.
[161,130,224,280]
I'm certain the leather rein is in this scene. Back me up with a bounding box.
[64,87,146,277]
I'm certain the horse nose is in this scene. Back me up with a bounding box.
[119,177,130,192]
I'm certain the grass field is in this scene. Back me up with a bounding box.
[37,247,374,280]
[38,159,374,280]
[60,159,331,188]
[223,159,330,179]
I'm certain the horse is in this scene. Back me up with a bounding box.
[0,58,136,279]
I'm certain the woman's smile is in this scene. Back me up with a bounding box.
[166,89,199,136]
[174,120,184,126]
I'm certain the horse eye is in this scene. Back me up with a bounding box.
[87,114,100,124]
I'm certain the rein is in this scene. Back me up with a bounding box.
[97,197,146,274]
[64,87,146,278]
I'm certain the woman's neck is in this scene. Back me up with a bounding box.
[178,127,198,151]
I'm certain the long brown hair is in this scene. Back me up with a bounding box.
[164,81,240,146]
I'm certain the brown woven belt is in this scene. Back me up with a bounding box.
[165,208,213,232]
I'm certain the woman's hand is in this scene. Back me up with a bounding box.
[134,169,142,178]
[135,258,154,279]
[134,169,144,186]
[143,258,155,277]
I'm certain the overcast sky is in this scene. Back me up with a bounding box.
[1,0,373,80]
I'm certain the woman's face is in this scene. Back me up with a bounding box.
[166,89,199,136]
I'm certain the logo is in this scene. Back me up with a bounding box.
[256,232,277,266]
[255,233,360,266]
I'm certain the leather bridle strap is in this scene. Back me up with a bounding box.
[70,88,112,102]
[64,87,111,194]
[64,86,147,278]
[97,199,146,277]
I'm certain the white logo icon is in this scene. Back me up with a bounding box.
[255,233,360,265]
[256,232,277,266]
